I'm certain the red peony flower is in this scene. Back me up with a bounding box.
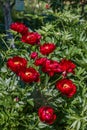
[19,67,40,83]
[30,52,38,59]
[59,59,76,77]
[10,22,28,35]
[42,59,61,76]
[56,78,76,98]
[7,56,27,74]
[40,43,56,55]
[38,106,56,124]
[34,57,47,66]
[21,32,41,45]
[45,4,50,9]
[14,97,19,102]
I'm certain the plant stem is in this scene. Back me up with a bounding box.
[49,76,62,86]
[1,38,10,50]
[31,120,39,130]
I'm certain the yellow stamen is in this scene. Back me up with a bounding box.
[25,72,32,76]
[63,84,69,88]
[14,62,20,65]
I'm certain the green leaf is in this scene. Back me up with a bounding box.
[27,99,34,107]
[76,121,81,130]
[38,122,48,128]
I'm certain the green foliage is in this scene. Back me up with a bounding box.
[37,11,87,130]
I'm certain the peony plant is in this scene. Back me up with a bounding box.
[6,22,76,126]
[0,16,87,129]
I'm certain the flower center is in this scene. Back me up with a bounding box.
[14,61,21,65]
[25,72,32,76]
[27,36,30,39]
[46,111,49,114]
[45,46,49,50]
[63,84,69,88]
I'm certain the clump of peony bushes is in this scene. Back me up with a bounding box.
[0,12,87,130]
